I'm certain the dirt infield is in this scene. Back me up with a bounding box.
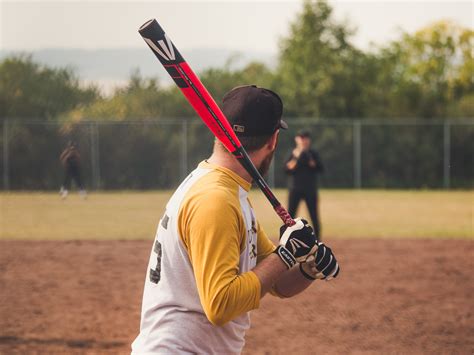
[1,239,473,354]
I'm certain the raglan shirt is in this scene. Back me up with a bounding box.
[131,161,276,354]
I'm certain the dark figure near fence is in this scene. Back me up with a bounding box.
[285,130,324,239]
[59,141,86,199]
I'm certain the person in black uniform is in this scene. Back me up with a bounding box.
[285,130,324,239]
[59,141,86,199]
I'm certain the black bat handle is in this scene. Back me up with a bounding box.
[235,148,295,226]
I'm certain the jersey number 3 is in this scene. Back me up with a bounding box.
[149,240,162,284]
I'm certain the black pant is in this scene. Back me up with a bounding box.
[288,189,321,239]
[63,166,83,190]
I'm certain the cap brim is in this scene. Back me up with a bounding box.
[279,119,288,130]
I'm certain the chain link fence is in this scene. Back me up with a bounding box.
[1,119,473,190]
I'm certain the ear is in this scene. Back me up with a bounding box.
[267,130,280,151]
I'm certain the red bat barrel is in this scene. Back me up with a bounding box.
[139,19,295,227]
[138,19,241,155]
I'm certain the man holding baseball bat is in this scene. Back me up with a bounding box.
[132,86,339,354]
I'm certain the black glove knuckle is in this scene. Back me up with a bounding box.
[323,257,337,276]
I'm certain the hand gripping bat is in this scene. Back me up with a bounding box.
[139,19,294,226]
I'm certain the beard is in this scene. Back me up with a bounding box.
[258,150,275,177]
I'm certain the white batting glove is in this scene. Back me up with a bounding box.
[274,218,318,269]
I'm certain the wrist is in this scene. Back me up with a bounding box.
[273,245,296,269]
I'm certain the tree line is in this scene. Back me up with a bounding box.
[1,0,472,189]
[1,0,473,122]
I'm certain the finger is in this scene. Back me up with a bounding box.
[301,219,311,229]
[279,217,305,238]
[316,247,331,269]
[325,263,340,281]
[307,244,318,258]
[316,255,336,279]
[315,257,331,279]
[315,245,326,265]
[279,220,304,245]
[321,255,337,277]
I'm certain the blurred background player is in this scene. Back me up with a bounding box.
[285,130,324,239]
[59,141,86,199]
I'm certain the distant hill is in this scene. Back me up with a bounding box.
[0,48,276,94]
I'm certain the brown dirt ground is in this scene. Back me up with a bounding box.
[0,240,473,354]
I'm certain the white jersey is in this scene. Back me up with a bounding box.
[132,161,275,354]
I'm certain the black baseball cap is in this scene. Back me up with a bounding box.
[296,130,311,138]
[222,85,288,136]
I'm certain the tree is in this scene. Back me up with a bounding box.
[0,55,98,121]
[200,61,275,102]
[372,21,474,118]
[67,62,276,121]
[67,69,170,120]
[276,0,368,118]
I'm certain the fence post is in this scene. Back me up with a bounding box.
[89,123,95,190]
[3,120,9,190]
[353,120,362,189]
[181,120,188,180]
[443,121,451,189]
[95,122,101,189]
[89,122,101,190]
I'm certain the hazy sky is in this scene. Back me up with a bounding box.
[1,0,473,53]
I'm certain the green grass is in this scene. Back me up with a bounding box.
[0,190,472,240]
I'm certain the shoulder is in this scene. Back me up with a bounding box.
[178,171,244,247]
[180,170,242,220]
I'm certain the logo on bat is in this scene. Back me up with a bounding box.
[144,35,175,61]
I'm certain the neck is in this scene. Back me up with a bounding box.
[207,150,258,183]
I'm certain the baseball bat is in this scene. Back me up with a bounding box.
[138,19,294,226]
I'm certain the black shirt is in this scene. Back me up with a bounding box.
[285,149,324,192]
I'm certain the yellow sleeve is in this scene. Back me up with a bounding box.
[179,190,261,326]
[256,221,276,264]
